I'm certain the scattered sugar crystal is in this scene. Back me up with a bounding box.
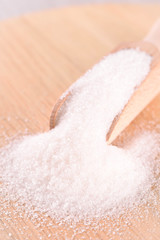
[0,48,159,228]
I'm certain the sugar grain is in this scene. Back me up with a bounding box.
[0,49,159,232]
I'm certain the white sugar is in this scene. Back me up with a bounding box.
[0,48,160,226]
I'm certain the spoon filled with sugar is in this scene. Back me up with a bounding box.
[50,19,160,144]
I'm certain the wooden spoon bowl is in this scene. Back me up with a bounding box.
[50,40,160,142]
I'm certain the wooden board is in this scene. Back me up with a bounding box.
[0,4,160,240]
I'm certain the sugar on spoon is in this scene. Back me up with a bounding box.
[50,19,160,144]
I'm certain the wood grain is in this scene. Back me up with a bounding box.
[0,4,160,240]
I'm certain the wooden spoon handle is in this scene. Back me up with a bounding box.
[106,20,160,144]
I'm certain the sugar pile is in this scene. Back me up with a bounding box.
[0,48,160,225]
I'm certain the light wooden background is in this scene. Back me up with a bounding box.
[0,4,160,240]
[0,0,160,20]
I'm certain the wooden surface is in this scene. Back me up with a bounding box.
[2,1,160,21]
[0,4,160,240]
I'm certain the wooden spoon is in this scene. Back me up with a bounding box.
[50,19,160,144]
